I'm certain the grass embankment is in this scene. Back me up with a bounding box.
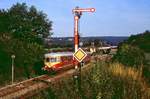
[32,61,150,99]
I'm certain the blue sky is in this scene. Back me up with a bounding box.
[0,0,150,37]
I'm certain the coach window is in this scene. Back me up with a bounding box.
[46,58,49,62]
[57,57,61,62]
[50,58,57,62]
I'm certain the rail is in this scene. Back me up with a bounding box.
[0,55,111,98]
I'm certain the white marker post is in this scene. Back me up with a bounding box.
[11,55,15,84]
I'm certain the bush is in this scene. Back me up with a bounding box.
[113,44,145,68]
[127,30,150,53]
[33,61,44,75]
[32,62,150,99]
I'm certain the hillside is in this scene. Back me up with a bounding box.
[46,36,128,48]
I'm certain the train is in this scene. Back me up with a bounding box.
[42,52,91,72]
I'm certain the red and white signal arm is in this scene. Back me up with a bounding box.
[73,8,96,13]
[73,48,87,62]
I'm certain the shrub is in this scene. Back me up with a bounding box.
[32,62,150,99]
[113,44,145,68]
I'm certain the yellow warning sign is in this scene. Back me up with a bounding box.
[73,48,87,62]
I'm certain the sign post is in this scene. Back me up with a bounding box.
[73,48,87,63]
[73,6,95,72]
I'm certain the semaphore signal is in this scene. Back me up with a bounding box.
[73,8,95,13]
[73,7,96,53]
[72,6,95,69]
[72,6,95,92]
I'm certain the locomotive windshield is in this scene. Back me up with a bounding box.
[50,58,57,62]
[45,57,60,62]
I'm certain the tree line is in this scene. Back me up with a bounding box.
[0,3,52,81]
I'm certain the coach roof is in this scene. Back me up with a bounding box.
[45,52,73,57]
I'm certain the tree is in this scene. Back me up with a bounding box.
[0,3,53,79]
[113,30,150,68]
[113,43,145,68]
[1,3,52,44]
[126,30,150,52]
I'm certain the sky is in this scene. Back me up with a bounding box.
[0,0,150,37]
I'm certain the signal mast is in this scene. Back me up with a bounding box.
[72,7,95,69]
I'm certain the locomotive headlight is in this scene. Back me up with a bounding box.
[45,63,50,68]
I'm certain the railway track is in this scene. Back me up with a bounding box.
[0,55,111,99]
[0,65,91,99]
[0,75,50,99]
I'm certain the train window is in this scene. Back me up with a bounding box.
[69,56,72,60]
[62,56,67,61]
[50,58,57,62]
[57,57,61,62]
[46,58,49,62]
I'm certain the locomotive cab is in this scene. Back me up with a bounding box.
[43,52,73,71]
[44,55,61,71]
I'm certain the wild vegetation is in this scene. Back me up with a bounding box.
[33,61,150,99]
[0,3,52,85]
[33,31,150,99]
[113,30,150,83]
[125,30,150,53]
[113,30,150,66]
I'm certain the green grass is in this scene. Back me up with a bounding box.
[32,61,150,99]
[145,53,150,64]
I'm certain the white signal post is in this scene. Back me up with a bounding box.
[73,7,95,69]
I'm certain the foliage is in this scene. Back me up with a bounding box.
[113,43,145,68]
[84,39,104,47]
[1,3,53,42]
[0,3,52,83]
[32,62,150,99]
[113,30,150,68]
[113,30,150,80]
[126,30,150,52]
